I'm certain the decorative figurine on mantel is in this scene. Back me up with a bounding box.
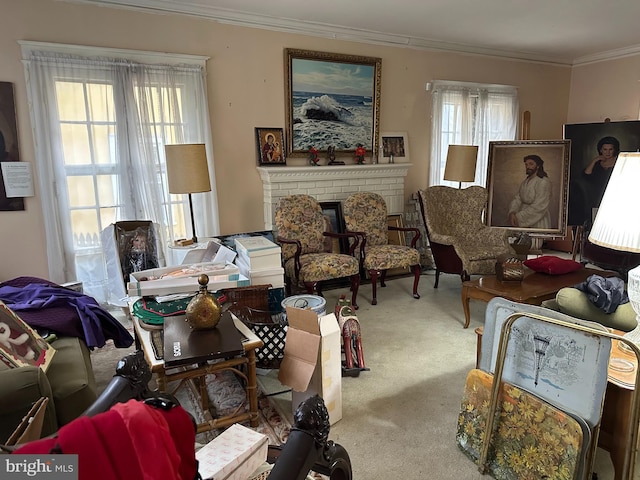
[355,144,366,164]
[309,146,320,166]
[327,145,345,165]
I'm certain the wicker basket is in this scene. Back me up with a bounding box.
[221,284,286,369]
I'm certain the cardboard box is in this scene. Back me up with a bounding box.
[195,423,268,480]
[126,262,247,297]
[278,307,342,425]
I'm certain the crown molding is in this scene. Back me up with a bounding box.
[61,0,640,67]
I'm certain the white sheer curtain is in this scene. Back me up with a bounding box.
[429,81,519,187]
[21,43,218,302]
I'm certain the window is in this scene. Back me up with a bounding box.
[429,81,519,187]
[21,42,218,303]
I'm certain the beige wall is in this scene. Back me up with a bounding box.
[568,56,640,123]
[1,0,574,281]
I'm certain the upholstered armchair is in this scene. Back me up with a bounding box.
[417,186,511,287]
[343,192,421,306]
[275,194,361,309]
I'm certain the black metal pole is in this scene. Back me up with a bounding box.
[188,192,197,243]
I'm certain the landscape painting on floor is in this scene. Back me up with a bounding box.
[284,48,381,159]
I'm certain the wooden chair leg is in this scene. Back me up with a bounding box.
[412,264,421,299]
[369,269,378,305]
[380,269,387,287]
[434,270,440,288]
[349,274,359,310]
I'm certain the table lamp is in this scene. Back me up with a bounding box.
[588,152,640,346]
[165,143,211,244]
[444,145,478,188]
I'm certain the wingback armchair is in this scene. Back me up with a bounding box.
[417,186,511,287]
[343,192,421,305]
[275,194,361,309]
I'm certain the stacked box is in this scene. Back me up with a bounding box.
[235,236,282,270]
[235,236,284,288]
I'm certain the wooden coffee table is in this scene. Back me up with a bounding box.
[460,267,615,328]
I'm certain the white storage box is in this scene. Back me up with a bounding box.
[196,424,268,480]
[126,262,247,297]
[235,236,282,270]
[235,255,284,288]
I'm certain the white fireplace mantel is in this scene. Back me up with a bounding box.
[257,163,412,230]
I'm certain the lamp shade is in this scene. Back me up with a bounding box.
[588,152,640,253]
[444,145,478,183]
[165,143,211,194]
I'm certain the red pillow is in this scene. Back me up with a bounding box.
[524,256,582,275]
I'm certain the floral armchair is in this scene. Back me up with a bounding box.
[417,186,511,287]
[275,194,360,309]
[343,192,421,306]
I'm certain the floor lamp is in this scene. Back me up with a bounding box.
[588,152,640,347]
[165,143,211,244]
[444,145,478,188]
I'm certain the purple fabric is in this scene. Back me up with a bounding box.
[0,278,133,349]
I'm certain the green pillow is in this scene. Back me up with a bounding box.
[555,287,638,332]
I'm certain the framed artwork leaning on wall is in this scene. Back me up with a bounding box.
[485,140,570,237]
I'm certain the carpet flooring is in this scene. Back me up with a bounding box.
[90,271,633,480]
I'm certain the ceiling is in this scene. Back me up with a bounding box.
[69,0,640,65]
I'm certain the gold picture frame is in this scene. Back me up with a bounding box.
[284,48,382,159]
[485,140,570,237]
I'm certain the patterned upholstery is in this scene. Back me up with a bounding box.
[343,192,421,305]
[275,194,360,308]
[417,186,512,287]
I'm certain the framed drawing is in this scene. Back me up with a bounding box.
[320,201,348,254]
[564,120,640,226]
[485,140,570,237]
[0,82,24,211]
[284,48,382,159]
[255,127,286,166]
[380,132,408,163]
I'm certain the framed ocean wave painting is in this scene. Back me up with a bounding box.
[284,48,381,159]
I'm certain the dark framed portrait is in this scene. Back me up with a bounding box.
[319,201,348,254]
[255,127,286,166]
[0,82,24,211]
[284,48,381,159]
[563,120,640,226]
[485,140,570,237]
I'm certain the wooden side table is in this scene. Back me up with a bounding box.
[133,313,263,433]
[461,267,615,328]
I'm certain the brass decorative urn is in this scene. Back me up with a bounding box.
[185,274,221,330]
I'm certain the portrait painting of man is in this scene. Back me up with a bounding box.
[485,140,570,237]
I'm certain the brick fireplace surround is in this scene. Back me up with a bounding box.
[257,164,412,230]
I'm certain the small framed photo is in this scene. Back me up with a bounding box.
[255,127,286,166]
[379,132,409,163]
[320,201,349,254]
